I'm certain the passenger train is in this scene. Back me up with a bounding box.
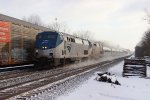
[34,31,103,67]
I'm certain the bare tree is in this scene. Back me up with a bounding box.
[135,9,150,57]
[22,14,43,26]
[47,18,70,33]
[73,30,94,40]
[144,9,150,24]
[135,29,150,57]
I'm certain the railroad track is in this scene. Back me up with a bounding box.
[0,61,112,99]
[0,66,73,90]
[0,70,34,81]
[0,64,37,81]
[0,64,34,72]
[0,61,78,81]
[0,56,130,99]
[0,64,35,80]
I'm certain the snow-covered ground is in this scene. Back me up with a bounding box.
[10,53,132,100]
[56,61,150,100]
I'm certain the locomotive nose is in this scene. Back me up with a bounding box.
[41,40,49,49]
[41,42,49,49]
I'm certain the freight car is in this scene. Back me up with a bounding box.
[0,14,51,66]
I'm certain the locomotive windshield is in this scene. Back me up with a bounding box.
[35,31,62,49]
[37,34,56,39]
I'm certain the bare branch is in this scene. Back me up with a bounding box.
[144,9,150,24]
[47,18,70,33]
[73,30,94,40]
[22,14,43,26]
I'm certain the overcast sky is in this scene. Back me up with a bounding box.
[0,0,150,51]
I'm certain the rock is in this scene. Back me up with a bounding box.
[96,72,121,85]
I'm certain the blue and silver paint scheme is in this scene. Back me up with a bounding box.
[35,31,63,59]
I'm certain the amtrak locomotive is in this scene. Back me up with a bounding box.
[34,31,102,67]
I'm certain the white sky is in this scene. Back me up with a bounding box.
[0,0,150,51]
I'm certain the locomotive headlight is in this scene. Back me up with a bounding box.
[45,46,47,49]
[42,46,44,49]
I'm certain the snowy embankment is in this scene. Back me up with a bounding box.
[57,61,150,100]
[11,52,131,100]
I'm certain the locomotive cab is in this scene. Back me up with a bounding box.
[35,31,63,50]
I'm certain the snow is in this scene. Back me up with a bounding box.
[56,61,150,100]
[9,53,132,100]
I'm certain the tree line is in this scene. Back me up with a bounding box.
[135,10,150,57]
[22,14,93,41]
[22,14,121,50]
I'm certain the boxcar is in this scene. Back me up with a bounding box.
[0,14,51,66]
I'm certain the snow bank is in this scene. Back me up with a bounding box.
[56,61,150,100]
